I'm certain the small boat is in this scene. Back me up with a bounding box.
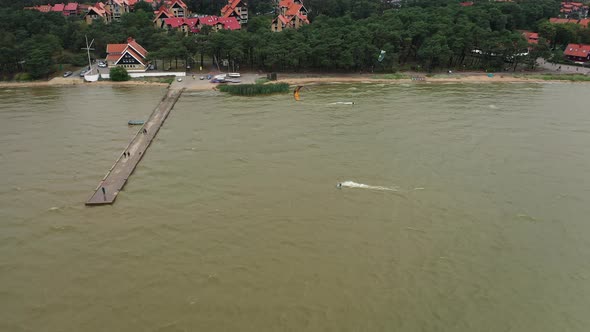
[84,71,99,82]
[128,120,145,125]
[82,36,100,82]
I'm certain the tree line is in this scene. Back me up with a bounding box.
[0,0,578,79]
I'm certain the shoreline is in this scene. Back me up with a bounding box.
[275,74,567,85]
[2,72,589,89]
[0,77,170,88]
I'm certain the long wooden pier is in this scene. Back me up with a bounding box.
[86,88,183,205]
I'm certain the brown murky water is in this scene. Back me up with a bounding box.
[1,83,590,331]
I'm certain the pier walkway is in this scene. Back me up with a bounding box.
[86,88,183,205]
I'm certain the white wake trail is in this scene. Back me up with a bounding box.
[338,181,398,191]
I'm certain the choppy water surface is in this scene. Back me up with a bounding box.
[1,83,590,331]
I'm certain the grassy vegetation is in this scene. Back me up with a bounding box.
[218,83,290,96]
[255,77,269,84]
[372,73,410,80]
[133,77,175,84]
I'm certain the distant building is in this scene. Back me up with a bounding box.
[106,0,131,21]
[564,43,590,62]
[221,0,248,25]
[521,31,539,44]
[153,5,174,28]
[549,17,590,28]
[459,2,474,6]
[157,15,241,34]
[51,3,65,13]
[167,0,189,18]
[106,37,149,71]
[25,2,81,16]
[84,2,111,24]
[271,0,309,32]
[559,1,588,18]
[152,0,191,29]
[160,17,198,34]
[63,2,79,16]
[192,16,240,33]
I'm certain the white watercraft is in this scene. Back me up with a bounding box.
[82,36,100,82]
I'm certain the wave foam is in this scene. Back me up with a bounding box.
[338,181,398,191]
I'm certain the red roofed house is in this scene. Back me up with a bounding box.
[153,5,173,28]
[564,43,590,62]
[162,17,190,33]
[272,0,309,32]
[522,31,539,44]
[78,3,90,14]
[271,15,289,32]
[105,0,130,21]
[549,17,590,28]
[26,2,83,15]
[193,15,241,33]
[221,0,248,25]
[106,37,149,71]
[196,15,219,31]
[459,2,474,6]
[37,4,52,12]
[168,0,188,17]
[152,0,190,29]
[217,17,241,30]
[85,2,111,24]
[559,1,588,18]
[64,2,79,16]
[51,3,65,13]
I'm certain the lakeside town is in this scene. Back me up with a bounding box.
[4,1,590,331]
[1,0,590,84]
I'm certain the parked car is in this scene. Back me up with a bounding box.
[199,76,204,80]
[79,70,87,77]
[63,71,73,77]
[98,61,107,68]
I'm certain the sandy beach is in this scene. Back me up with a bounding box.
[275,73,548,85]
[0,77,170,88]
[1,72,586,90]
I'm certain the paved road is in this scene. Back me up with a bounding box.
[536,58,590,75]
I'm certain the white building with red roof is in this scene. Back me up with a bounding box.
[221,0,248,25]
[271,0,309,32]
[106,37,149,71]
[564,43,590,62]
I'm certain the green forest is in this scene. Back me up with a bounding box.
[1,0,588,79]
